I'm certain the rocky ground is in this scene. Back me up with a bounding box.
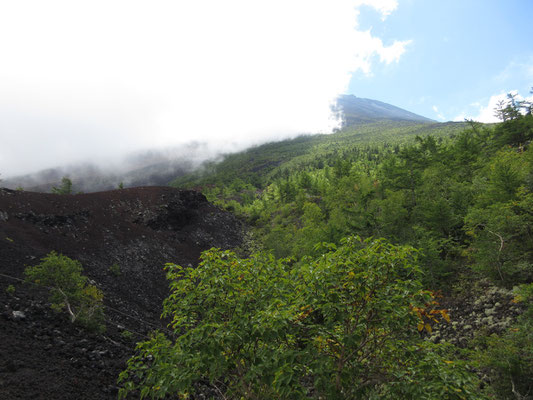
[0,186,244,399]
[430,281,524,347]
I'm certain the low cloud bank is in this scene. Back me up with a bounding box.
[0,1,409,177]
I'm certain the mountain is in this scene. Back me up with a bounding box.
[2,95,436,193]
[334,94,434,126]
[0,186,243,399]
[171,119,466,189]
[1,150,198,194]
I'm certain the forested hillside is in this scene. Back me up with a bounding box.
[171,120,466,189]
[131,98,533,399]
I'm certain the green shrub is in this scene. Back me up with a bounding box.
[121,330,134,341]
[24,251,105,332]
[118,237,482,399]
[109,263,122,277]
[5,284,15,295]
[51,177,73,194]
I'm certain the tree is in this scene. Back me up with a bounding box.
[24,251,105,332]
[492,91,533,147]
[52,176,73,194]
[119,238,482,399]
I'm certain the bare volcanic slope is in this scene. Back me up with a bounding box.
[0,186,244,399]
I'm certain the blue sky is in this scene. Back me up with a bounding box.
[349,0,533,121]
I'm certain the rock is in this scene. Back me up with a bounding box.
[484,308,495,316]
[11,311,26,320]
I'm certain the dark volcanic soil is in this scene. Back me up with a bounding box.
[0,186,244,399]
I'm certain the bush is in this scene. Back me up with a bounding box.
[51,177,73,194]
[5,284,15,295]
[118,237,483,399]
[24,251,105,332]
[121,330,134,341]
[109,263,122,277]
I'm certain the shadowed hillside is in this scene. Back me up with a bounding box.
[0,186,243,399]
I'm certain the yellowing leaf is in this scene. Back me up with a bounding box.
[425,323,432,333]
[417,322,424,332]
[442,310,451,323]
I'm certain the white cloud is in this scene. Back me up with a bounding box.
[432,105,445,121]
[354,0,398,20]
[0,0,406,176]
[458,91,533,123]
[378,39,412,64]
[469,93,509,123]
[494,57,533,83]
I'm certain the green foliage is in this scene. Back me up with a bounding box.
[493,92,533,146]
[109,263,122,277]
[24,251,105,332]
[465,147,533,285]
[119,238,482,399]
[52,176,73,194]
[121,330,134,341]
[170,121,466,190]
[375,342,484,400]
[165,91,533,396]
[5,284,15,295]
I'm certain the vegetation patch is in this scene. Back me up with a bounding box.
[119,238,482,399]
[24,251,105,333]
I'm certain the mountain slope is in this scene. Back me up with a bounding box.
[171,120,466,189]
[4,96,435,193]
[335,94,434,126]
[0,186,243,399]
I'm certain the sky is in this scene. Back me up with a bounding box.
[0,0,532,177]
[351,0,533,123]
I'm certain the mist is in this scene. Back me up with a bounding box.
[0,0,409,178]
